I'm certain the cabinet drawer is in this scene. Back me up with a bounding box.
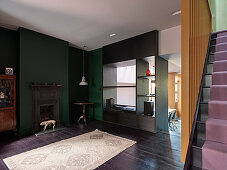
[0,110,16,132]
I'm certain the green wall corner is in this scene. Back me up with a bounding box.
[88,48,103,120]
[68,47,88,123]
[209,0,227,32]
[0,27,18,74]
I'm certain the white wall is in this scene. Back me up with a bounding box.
[117,83,136,106]
[159,25,181,56]
[103,65,117,107]
[117,66,136,106]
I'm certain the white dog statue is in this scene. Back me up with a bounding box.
[40,120,56,131]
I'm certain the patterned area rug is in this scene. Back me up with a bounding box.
[3,129,136,170]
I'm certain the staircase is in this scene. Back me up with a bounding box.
[202,31,227,170]
[184,30,227,170]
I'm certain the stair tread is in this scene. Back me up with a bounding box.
[197,120,206,124]
[190,166,202,170]
[211,42,227,47]
[213,71,227,74]
[200,102,208,104]
[214,35,227,40]
[214,50,227,54]
[213,60,227,63]
[207,118,227,126]
[211,84,227,87]
[193,140,205,148]
[203,141,227,170]
[203,140,227,153]
[203,86,210,88]
[209,100,227,104]
[212,30,227,35]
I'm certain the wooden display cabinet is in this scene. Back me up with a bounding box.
[0,74,17,132]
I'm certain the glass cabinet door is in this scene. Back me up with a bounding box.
[0,79,14,108]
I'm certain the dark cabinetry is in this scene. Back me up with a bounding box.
[0,75,16,132]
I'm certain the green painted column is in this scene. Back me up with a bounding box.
[208,0,216,32]
[88,49,103,120]
[209,0,227,32]
[215,0,227,31]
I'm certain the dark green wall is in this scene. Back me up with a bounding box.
[19,28,69,135]
[68,47,88,123]
[1,26,103,133]
[88,49,103,120]
[155,56,168,132]
[0,27,18,74]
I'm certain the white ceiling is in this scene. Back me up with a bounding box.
[0,0,181,50]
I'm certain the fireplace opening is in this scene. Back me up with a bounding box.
[40,105,54,122]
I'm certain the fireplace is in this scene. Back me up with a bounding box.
[40,105,54,122]
[31,84,62,132]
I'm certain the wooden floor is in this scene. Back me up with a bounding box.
[0,121,184,170]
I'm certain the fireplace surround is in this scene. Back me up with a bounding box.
[31,84,62,132]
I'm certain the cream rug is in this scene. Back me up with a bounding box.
[3,129,136,170]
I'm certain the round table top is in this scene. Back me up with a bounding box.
[73,102,94,105]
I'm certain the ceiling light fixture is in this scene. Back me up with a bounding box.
[79,46,88,86]
[110,33,116,37]
[172,10,181,16]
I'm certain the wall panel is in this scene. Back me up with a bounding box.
[156,56,168,132]
[88,49,103,120]
[19,28,69,135]
[181,0,211,162]
[168,73,176,110]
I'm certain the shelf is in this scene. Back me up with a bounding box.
[137,94,155,97]
[137,75,155,80]
[103,86,136,88]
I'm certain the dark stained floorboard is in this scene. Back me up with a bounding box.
[0,120,184,170]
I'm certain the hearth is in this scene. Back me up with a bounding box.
[31,84,62,132]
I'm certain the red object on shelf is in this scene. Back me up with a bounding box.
[146,69,151,76]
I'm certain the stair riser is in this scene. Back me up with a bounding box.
[206,120,227,145]
[202,88,210,102]
[216,43,227,52]
[211,36,227,45]
[206,63,213,74]
[197,123,206,142]
[204,75,212,87]
[211,86,227,101]
[202,146,227,170]
[199,103,208,122]
[216,36,227,44]
[209,102,227,120]
[218,32,227,37]
[214,52,227,61]
[209,54,214,62]
[212,73,227,85]
[211,34,217,39]
[192,147,202,168]
[213,61,227,72]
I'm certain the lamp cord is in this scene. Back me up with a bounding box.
[82,45,86,76]
[83,50,85,76]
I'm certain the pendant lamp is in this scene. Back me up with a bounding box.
[79,46,88,86]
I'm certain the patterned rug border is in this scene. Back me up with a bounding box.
[3,129,136,170]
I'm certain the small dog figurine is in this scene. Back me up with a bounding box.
[40,120,56,131]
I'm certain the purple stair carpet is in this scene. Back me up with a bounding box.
[216,36,227,44]
[203,31,227,170]
[214,51,227,61]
